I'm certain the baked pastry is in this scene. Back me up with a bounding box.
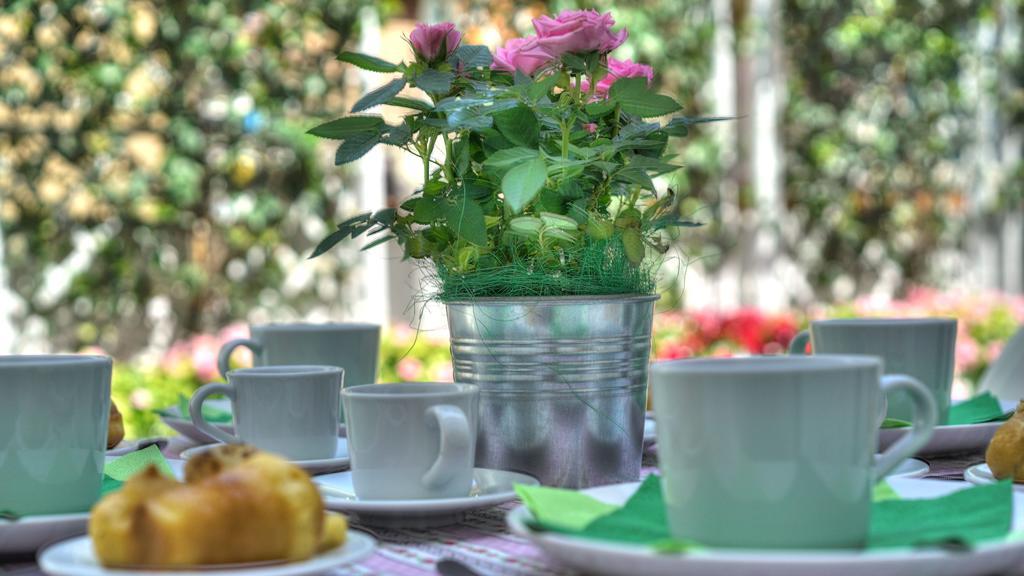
[89,444,346,567]
[106,402,124,449]
[986,400,1024,482]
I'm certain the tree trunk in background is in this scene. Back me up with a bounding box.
[347,6,390,326]
[970,1,1024,294]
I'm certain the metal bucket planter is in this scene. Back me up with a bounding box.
[446,295,657,488]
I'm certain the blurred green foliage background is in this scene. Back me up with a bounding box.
[2,0,1023,438]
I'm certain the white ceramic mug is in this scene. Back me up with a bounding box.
[0,355,112,516]
[652,355,937,549]
[218,322,380,394]
[191,365,343,460]
[343,383,479,500]
[790,318,956,423]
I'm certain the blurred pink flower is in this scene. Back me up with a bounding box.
[492,36,554,75]
[410,22,461,62]
[130,388,154,410]
[189,334,220,382]
[397,357,423,381]
[532,10,627,57]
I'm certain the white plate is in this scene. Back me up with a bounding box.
[316,468,539,528]
[180,439,350,476]
[507,478,1024,576]
[877,399,1015,456]
[964,463,1024,490]
[886,457,929,479]
[159,398,236,444]
[0,458,186,555]
[160,400,347,444]
[37,531,376,576]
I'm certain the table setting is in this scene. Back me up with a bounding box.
[5,9,1024,576]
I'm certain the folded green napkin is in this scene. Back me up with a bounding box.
[518,475,1012,551]
[946,392,1011,425]
[102,444,174,495]
[882,392,1010,428]
[155,394,233,424]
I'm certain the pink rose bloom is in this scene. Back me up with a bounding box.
[410,22,461,62]
[532,10,627,57]
[491,35,554,75]
[585,58,654,97]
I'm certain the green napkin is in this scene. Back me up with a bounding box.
[515,484,618,532]
[883,392,1009,428]
[946,392,1011,426]
[156,394,232,424]
[519,475,1013,551]
[102,444,174,495]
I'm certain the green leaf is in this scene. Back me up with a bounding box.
[509,216,543,238]
[622,228,646,265]
[335,132,380,165]
[494,105,540,148]
[616,166,657,191]
[387,96,433,112]
[410,196,444,224]
[527,74,560,101]
[307,116,385,139]
[610,77,682,118]
[451,45,492,69]
[337,52,399,73]
[447,108,494,130]
[453,139,471,176]
[361,234,396,251]
[414,69,454,93]
[502,157,547,213]
[585,99,617,119]
[309,229,348,258]
[381,122,412,146]
[664,115,732,136]
[351,79,407,113]
[445,198,488,245]
[483,147,539,171]
[539,212,579,231]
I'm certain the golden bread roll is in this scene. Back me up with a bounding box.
[986,400,1024,482]
[89,445,345,567]
[106,402,124,449]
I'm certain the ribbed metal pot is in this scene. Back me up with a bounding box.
[446,294,658,488]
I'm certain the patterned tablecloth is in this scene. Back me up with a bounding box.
[0,442,989,576]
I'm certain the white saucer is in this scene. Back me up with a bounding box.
[106,437,169,457]
[315,468,539,528]
[37,531,376,576]
[508,478,1024,576]
[180,439,350,476]
[878,399,1015,456]
[159,398,236,444]
[885,457,929,479]
[964,463,1024,490]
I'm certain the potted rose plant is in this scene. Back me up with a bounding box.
[309,11,720,487]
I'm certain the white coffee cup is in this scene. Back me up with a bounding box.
[343,383,479,500]
[191,365,343,460]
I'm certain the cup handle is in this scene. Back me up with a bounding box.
[421,404,472,490]
[873,374,937,482]
[217,338,262,379]
[189,383,240,445]
[788,330,810,355]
